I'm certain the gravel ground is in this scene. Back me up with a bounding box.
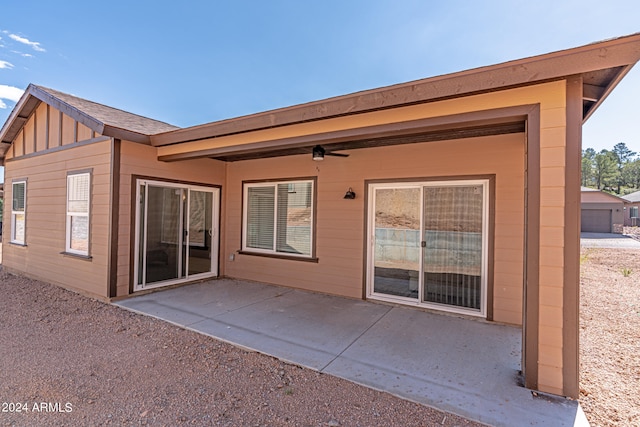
[2,245,637,426]
[0,267,481,427]
[579,247,640,426]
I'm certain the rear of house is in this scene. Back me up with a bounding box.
[3,34,640,400]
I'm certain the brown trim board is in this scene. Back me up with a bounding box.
[159,109,527,162]
[128,175,137,295]
[108,138,122,298]
[33,109,37,153]
[3,136,111,163]
[151,33,640,147]
[563,76,582,398]
[524,105,541,391]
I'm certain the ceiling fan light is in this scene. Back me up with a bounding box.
[312,145,325,161]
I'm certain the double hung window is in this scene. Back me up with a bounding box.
[242,179,315,258]
[11,180,26,244]
[66,172,91,256]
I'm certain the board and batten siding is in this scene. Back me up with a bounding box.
[116,140,226,297]
[2,103,111,298]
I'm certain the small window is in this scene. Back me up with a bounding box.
[242,179,314,258]
[11,180,26,244]
[66,172,91,255]
[631,206,639,218]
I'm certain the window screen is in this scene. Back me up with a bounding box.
[244,180,313,257]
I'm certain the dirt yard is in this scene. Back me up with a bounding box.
[0,246,637,426]
[579,248,640,426]
[0,267,481,427]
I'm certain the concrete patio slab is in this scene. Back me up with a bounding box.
[190,289,390,370]
[115,279,588,427]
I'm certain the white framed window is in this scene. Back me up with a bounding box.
[242,179,315,258]
[11,180,27,244]
[631,206,639,218]
[66,172,91,256]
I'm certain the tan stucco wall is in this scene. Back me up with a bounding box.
[116,141,227,297]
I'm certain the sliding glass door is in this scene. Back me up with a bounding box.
[134,180,219,291]
[368,180,488,316]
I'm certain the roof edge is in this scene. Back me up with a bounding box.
[151,32,640,147]
[29,85,106,134]
[0,84,108,160]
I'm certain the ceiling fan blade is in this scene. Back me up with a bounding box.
[326,152,349,157]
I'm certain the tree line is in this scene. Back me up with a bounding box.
[582,142,640,194]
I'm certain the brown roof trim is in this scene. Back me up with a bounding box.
[158,106,528,162]
[29,85,106,135]
[102,124,150,144]
[0,84,174,158]
[151,33,640,147]
[583,64,633,122]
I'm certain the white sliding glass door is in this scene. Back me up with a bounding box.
[134,180,220,291]
[367,180,488,317]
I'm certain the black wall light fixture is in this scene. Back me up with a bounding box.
[344,188,356,199]
[312,145,349,161]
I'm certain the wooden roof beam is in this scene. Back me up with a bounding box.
[583,83,605,102]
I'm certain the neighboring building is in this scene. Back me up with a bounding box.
[580,187,625,233]
[2,34,640,399]
[622,190,640,227]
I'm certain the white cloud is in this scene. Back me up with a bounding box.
[9,33,45,52]
[0,84,24,108]
[0,60,14,69]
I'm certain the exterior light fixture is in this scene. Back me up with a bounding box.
[312,145,349,161]
[344,188,356,199]
[312,145,325,161]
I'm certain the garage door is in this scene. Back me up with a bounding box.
[581,209,612,233]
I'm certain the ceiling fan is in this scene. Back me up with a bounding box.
[312,145,349,161]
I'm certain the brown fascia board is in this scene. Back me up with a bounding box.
[0,90,40,145]
[101,125,151,144]
[582,64,634,122]
[33,85,152,144]
[151,33,640,147]
[0,85,151,158]
[29,84,106,134]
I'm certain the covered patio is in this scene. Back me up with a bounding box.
[115,279,586,426]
